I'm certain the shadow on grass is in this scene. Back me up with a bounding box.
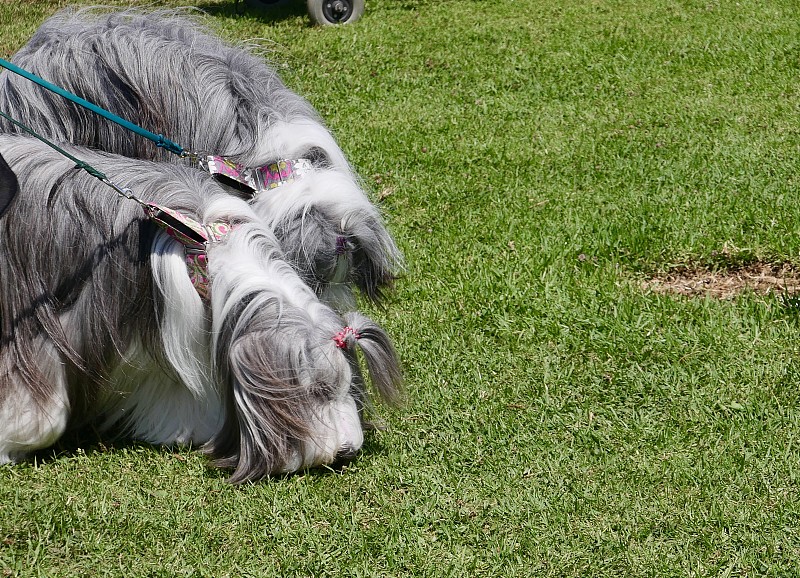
[24,423,393,482]
[194,0,308,24]
[360,427,392,458]
[26,425,161,465]
[778,292,800,321]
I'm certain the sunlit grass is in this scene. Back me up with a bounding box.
[2,0,800,575]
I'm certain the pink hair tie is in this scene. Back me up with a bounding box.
[333,326,360,349]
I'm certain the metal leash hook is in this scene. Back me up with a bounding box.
[1,63,313,197]
[100,177,147,207]
[179,148,202,165]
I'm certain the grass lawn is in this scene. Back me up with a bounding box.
[3,0,800,575]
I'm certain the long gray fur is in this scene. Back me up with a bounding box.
[0,134,401,482]
[0,7,402,309]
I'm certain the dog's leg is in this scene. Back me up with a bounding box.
[0,337,70,463]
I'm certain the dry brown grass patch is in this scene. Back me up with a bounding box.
[642,262,800,299]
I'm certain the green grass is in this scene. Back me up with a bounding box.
[3,0,800,575]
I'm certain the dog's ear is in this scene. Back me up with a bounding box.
[0,153,19,219]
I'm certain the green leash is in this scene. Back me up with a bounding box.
[0,108,231,298]
[0,109,144,204]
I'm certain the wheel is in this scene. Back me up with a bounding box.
[244,0,291,10]
[307,0,365,25]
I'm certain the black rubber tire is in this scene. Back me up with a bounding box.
[244,0,291,10]
[307,0,365,25]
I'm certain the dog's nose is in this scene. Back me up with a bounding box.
[332,445,359,468]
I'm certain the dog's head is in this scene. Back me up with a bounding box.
[248,167,401,312]
[204,225,402,483]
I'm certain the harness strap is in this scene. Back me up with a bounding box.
[145,204,236,301]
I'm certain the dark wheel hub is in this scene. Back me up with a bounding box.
[322,0,353,22]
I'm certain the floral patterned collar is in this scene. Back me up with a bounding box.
[200,156,312,196]
[144,203,236,301]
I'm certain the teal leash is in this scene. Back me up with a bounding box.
[0,108,213,248]
[0,59,313,197]
[0,57,186,158]
[0,108,228,297]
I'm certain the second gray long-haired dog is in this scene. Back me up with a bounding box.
[0,134,401,483]
[0,7,402,312]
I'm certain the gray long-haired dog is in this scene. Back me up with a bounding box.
[0,7,401,312]
[0,134,401,483]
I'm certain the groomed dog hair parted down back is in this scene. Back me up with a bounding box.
[0,134,401,483]
[0,7,402,311]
